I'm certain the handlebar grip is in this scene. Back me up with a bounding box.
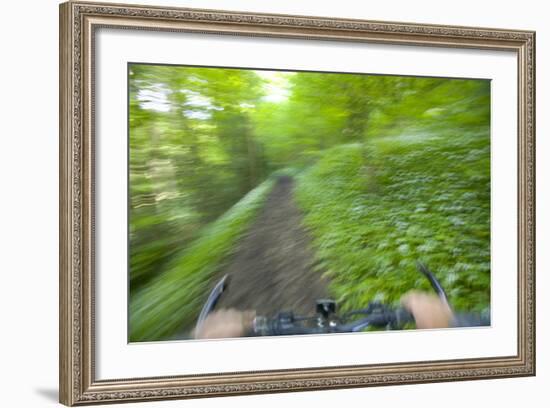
[394,307,414,326]
[451,311,491,327]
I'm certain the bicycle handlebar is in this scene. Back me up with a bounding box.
[195,263,490,338]
[249,306,490,336]
[250,304,415,336]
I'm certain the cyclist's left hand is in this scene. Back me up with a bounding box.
[194,309,255,339]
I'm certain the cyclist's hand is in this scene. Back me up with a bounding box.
[401,291,453,329]
[194,309,255,339]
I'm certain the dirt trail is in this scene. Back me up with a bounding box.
[216,176,328,317]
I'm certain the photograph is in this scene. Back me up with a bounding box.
[128,64,491,343]
[58,2,535,404]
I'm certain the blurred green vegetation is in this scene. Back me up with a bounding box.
[129,64,490,341]
[295,134,490,314]
[129,179,274,341]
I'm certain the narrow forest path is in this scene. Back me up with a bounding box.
[216,175,329,317]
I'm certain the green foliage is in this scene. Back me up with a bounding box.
[129,64,267,289]
[129,178,274,342]
[294,128,490,314]
[365,78,490,138]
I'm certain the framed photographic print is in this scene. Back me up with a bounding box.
[59,1,536,405]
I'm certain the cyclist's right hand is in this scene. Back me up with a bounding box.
[400,291,453,329]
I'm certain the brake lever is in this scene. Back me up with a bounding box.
[417,261,450,308]
[195,274,230,334]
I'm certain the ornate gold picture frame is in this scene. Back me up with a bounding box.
[59,1,535,405]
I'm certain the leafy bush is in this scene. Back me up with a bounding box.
[294,128,490,314]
